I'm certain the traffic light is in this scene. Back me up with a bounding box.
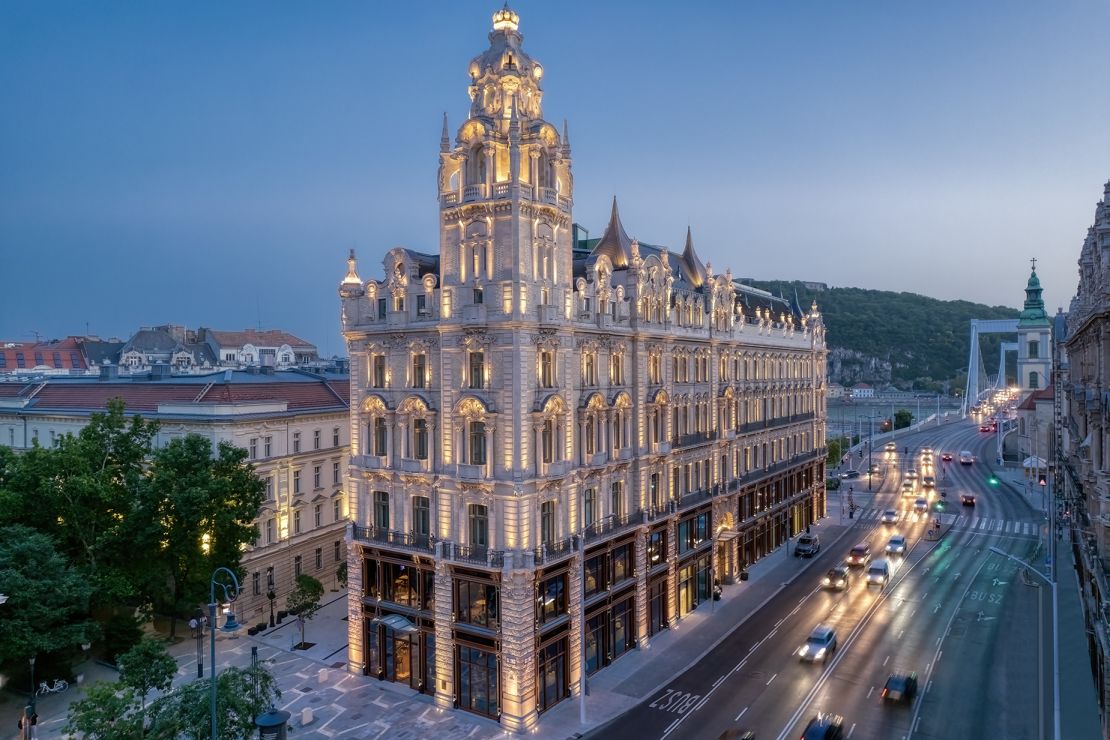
[988,474,999,486]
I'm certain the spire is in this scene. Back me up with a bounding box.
[680,226,707,288]
[440,112,450,152]
[591,197,633,268]
[562,118,571,153]
[1019,262,1049,327]
[340,248,363,294]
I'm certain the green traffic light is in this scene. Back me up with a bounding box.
[989,475,999,486]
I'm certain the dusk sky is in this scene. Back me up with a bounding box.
[3,1,1108,357]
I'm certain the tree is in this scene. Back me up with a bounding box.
[0,525,98,667]
[336,561,348,589]
[147,662,280,740]
[894,409,914,430]
[826,438,842,467]
[286,574,325,648]
[0,399,159,606]
[132,435,265,638]
[65,681,141,739]
[118,639,177,735]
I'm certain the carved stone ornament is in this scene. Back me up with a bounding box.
[530,328,560,346]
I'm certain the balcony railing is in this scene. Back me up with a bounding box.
[462,184,486,202]
[672,430,718,450]
[447,543,504,568]
[457,463,485,480]
[534,535,577,565]
[351,454,386,470]
[583,511,645,542]
[677,487,715,511]
[351,524,435,555]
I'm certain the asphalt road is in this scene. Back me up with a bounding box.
[597,419,1053,740]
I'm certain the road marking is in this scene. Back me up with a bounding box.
[867,686,874,699]
[766,673,777,686]
[732,658,747,673]
[713,674,726,688]
[735,706,748,722]
[883,655,890,666]
[937,650,943,663]
[898,629,905,639]
[926,680,932,694]
[934,604,941,613]
[769,629,778,638]
[936,637,942,646]
[910,608,917,617]
[848,722,857,738]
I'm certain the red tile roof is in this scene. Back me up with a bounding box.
[0,337,88,372]
[204,329,315,350]
[199,382,347,410]
[1017,386,1054,410]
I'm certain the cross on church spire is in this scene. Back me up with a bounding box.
[1031,257,1037,271]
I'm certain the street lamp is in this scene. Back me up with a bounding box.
[267,590,277,628]
[209,567,242,740]
[28,655,36,715]
[988,546,1059,740]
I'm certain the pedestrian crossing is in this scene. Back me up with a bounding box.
[856,507,1042,536]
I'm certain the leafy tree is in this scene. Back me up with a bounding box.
[102,612,144,665]
[287,574,325,647]
[147,662,280,740]
[0,399,158,605]
[336,560,348,589]
[132,435,265,638]
[65,681,142,739]
[894,409,914,430]
[0,525,98,667]
[826,438,842,467]
[118,638,177,734]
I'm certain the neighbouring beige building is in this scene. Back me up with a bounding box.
[0,367,350,623]
[339,6,828,730]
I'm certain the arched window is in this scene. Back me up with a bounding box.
[466,144,486,185]
[1029,371,1039,389]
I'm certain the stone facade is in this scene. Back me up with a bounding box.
[339,7,828,730]
[1062,179,1110,737]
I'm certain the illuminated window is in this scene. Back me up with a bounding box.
[372,355,386,388]
[468,504,488,548]
[540,350,554,388]
[468,421,487,465]
[373,491,389,529]
[412,353,426,388]
[469,352,485,389]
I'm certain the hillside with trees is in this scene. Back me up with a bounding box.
[747,280,1020,391]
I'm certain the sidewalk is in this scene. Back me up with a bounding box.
[6,504,861,740]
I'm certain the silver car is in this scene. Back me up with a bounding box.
[797,624,838,663]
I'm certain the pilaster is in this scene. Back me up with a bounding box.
[499,564,539,731]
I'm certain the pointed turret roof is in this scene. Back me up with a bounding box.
[591,197,633,268]
[678,226,707,288]
[1018,266,1050,328]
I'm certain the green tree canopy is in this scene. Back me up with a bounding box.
[118,638,178,729]
[287,574,325,647]
[0,525,98,664]
[65,681,142,740]
[146,662,280,740]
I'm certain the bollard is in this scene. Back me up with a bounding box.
[318,668,329,684]
[301,707,314,726]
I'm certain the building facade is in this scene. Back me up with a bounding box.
[1062,179,1110,737]
[339,7,828,730]
[0,368,350,622]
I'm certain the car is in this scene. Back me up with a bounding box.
[901,480,915,496]
[797,624,838,662]
[914,497,928,513]
[884,442,897,452]
[886,535,907,555]
[868,464,880,474]
[941,452,953,462]
[822,565,850,591]
[961,493,976,506]
[906,468,918,480]
[921,447,934,455]
[959,451,974,465]
[847,543,871,567]
[717,731,756,740]
[980,424,992,432]
[922,475,935,488]
[800,713,845,739]
[882,672,919,704]
[867,559,891,587]
[880,509,898,524]
[795,534,821,558]
[840,470,861,480]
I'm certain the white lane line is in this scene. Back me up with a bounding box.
[927,680,933,694]
[937,650,943,663]
[848,722,857,738]
[735,706,748,722]
[769,629,778,638]
[883,655,890,666]
[732,658,748,673]
[867,686,875,699]
[713,674,726,688]
[766,673,778,686]
[898,629,905,639]
[910,608,917,617]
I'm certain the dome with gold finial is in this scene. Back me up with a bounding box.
[492,3,519,32]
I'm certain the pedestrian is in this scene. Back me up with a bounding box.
[189,617,198,638]
[200,614,208,635]
[29,710,37,740]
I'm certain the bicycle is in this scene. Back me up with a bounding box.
[37,678,68,695]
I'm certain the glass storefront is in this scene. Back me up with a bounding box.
[456,641,499,718]
[536,635,568,713]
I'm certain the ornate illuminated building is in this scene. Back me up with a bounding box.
[339,7,828,730]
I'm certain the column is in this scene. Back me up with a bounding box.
[432,553,455,711]
[499,566,539,731]
[346,539,366,675]
[634,528,650,647]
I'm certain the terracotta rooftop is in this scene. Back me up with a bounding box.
[0,337,87,372]
[202,329,316,350]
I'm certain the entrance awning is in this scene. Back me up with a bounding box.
[717,530,740,542]
[371,614,419,634]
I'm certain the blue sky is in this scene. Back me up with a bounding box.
[2,1,1108,356]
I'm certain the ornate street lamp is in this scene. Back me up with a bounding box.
[209,567,241,740]
[267,590,277,628]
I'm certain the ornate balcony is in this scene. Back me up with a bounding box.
[351,524,435,556]
[582,511,645,542]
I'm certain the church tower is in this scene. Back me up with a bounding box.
[1017,261,1051,393]
[437,5,573,320]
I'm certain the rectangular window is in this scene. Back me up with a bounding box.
[540,351,554,388]
[377,297,387,319]
[611,353,623,385]
[541,501,556,545]
[469,504,489,548]
[333,461,340,485]
[315,547,322,570]
[455,580,499,629]
[16,353,25,368]
[473,287,484,304]
[252,572,261,596]
[412,354,426,388]
[293,432,301,453]
[334,540,341,562]
[264,477,274,500]
[34,352,44,366]
[266,518,275,544]
[537,573,567,625]
[69,351,81,368]
[612,543,633,584]
[313,429,321,450]
[333,427,340,447]
[373,491,389,530]
[647,529,667,567]
[583,488,596,529]
[413,418,428,460]
[414,496,431,537]
[469,420,487,465]
[314,504,322,528]
[1029,340,1039,359]
[372,355,386,388]
[294,555,302,577]
[584,353,596,386]
[293,469,301,494]
[249,438,258,460]
[294,509,302,535]
[611,481,624,519]
[542,420,555,464]
[374,417,388,456]
[583,553,606,597]
[469,352,484,389]
[416,293,428,315]
[264,436,272,457]
[313,465,321,489]
[333,498,342,522]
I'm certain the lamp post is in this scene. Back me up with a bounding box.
[209,567,241,740]
[267,590,277,628]
[988,546,1058,740]
[28,655,36,715]
[856,414,877,492]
